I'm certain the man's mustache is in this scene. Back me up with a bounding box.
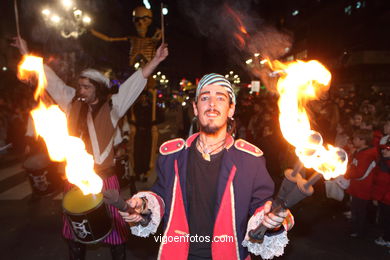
[204,109,220,115]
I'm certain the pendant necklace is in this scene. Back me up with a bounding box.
[197,136,226,161]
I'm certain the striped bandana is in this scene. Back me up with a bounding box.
[196,73,236,104]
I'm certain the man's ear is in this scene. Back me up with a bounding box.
[228,103,235,118]
[192,101,198,116]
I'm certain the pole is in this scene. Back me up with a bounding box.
[14,0,21,38]
[160,3,165,44]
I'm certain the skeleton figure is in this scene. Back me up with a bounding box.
[29,171,50,191]
[71,219,92,239]
[90,6,161,67]
[90,6,161,179]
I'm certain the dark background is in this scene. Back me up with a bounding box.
[1,0,390,92]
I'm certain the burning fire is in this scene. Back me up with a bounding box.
[18,55,46,100]
[223,4,347,179]
[274,60,348,179]
[225,4,249,49]
[18,55,103,194]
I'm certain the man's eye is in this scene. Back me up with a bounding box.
[217,96,225,101]
[200,96,209,101]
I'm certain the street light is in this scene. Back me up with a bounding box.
[82,16,91,24]
[62,0,73,10]
[143,0,151,9]
[73,9,82,18]
[42,9,50,16]
[245,52,269,71]
[152,72,169,87]
[41,1,92,38]
[50,15,61,24]
[225,70,240,85]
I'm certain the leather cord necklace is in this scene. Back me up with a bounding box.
[197,136,226,161]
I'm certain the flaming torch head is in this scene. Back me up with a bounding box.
[274,59,348,180]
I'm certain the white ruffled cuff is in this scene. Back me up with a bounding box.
[242,210,289,259]
[130,192,163,237]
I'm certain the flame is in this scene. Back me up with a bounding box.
[18,55,47,100]
[18,55,103,194]
[225,4,250,48]
[234,33,246,49]
[274,59,348,179]
[225,4,249,36]
[240,26,248,34]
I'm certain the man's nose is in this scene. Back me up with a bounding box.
[208,96,216,107]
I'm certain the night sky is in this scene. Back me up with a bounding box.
[1,0,390,88]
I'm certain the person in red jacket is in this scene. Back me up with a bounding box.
[345,129,378,237]
[372,141,390,248]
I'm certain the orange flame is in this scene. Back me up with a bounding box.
[234,32,246,49]
[225,4,250,48]
[18,55,103,194]
[225,4,249,36]
[18,55,46,100]
[274,60,348,179]
[239,25,248,35]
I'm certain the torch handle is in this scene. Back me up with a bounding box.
[126,205,151,227]
[291,161,304,178]
[102,190,151,227]
[248,198,286,242]
[138,210,152,227]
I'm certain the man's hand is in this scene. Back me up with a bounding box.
[153,43,168,64]
[141,43,168,78]
[261,201,289,230]
[119,197,145,224]
[10,36,29,55]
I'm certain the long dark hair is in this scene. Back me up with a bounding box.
[73,77,109,140]
[227,117,236,137]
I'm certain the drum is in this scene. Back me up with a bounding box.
[63,187,112,244]
[23,153,60,196]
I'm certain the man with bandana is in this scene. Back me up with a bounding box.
[12,37,168,260]
[120,73,294,260]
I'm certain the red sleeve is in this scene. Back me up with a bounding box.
[347,148,378,179]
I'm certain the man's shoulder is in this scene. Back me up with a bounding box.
[159,138,186,155]
[233,139,263,157]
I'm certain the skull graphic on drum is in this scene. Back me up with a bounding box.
[29,170,50,191]
[72,219,92,239]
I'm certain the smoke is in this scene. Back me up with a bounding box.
[179,0,292,56]
[178,0,293,91]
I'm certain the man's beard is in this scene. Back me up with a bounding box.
[199,109,227,135]
[199,120,227,135]
[199,123,220,135]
